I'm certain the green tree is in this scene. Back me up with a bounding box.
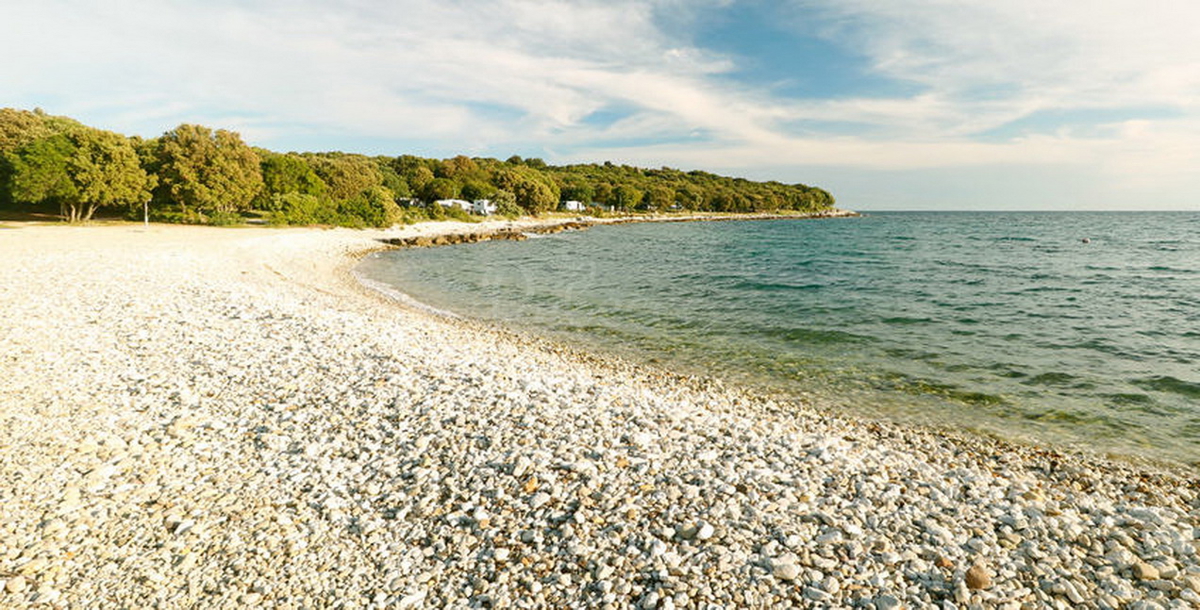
[3,134,76,212]
[156,124,263,217]
[338,185,401,228]
[459,180,493,201]
[0,108,82,155]
[377,162,411,198]
[3,128,154,222]
[495,166,559,214]
[420,177,459,202]
[308,154,383,202]
[491,189,521,218]
[560,180,595,203]
[393,155,434,193]
[611,184,642,211]
[593,182,613,207]
[642,186,674,211]
[408,166,434,195]
[68,129,156,222]
[258,153,325,210]
[269,192,330,225]
[438,155,481,181]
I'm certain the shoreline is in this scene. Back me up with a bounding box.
[376,209,861,248]
[1,221,1197,608]
[357,213,1189,473]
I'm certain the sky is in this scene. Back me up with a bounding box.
[3,0,1199,210]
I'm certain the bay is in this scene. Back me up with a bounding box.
[357,212,1200,465]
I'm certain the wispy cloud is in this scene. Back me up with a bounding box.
[2,0,1199,208]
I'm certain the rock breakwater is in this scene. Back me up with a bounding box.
[381,221,594,248]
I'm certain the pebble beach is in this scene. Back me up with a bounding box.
[1,221,1197,609]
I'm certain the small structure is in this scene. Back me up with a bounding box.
[435,199,474,212]
[562,200,585,212]
[472,199,497,216]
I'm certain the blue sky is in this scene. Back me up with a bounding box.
[3,0,1199,210]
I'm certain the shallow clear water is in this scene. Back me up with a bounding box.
[358,212,1200,464]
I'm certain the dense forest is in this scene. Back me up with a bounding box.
[0,108,835,227]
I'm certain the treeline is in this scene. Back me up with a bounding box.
[0,108,834,226]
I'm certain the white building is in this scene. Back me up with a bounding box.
[562,200,585,212]
[472,199,497,215]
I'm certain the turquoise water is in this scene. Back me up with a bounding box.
[358,212,1200,465]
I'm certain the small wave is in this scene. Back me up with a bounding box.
[879,375,1007,406]
[352,273,463,319]
[734,279,824,292]
[1146,265,1196,274]
[884,347,939,360]
[1103,392,1154,406]
[770,327,874,345]
[1133,375,1200,399]
[1021,408,1122,428]
[881,316,934,325]
[1021,372,1078,387]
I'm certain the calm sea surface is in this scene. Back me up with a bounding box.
[357,212,1200,465]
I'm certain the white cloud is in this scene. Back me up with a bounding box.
[2,0,1199,208]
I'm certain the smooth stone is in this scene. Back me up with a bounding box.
[772,562,801,581]
[965,564,992,590]
[874,594,902,610]
[5,576,27,594]
[398,589,427,609]
[1132,562,1160,581]
[18,558,47,576]
[530,493,551,509]
[1183,575,1200,593]
[33,587,60,604]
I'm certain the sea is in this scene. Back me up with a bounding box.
[356,212,1200,466]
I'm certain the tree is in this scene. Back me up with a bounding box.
[612,184,642,211]
[307,154,382,203]
[438,154,481,181]
[408,166,434,194]
[492,189,521,218]
[377,162,411,198]
[593,182,613,207]
[338,185,401,228]
[420,177,458,202]
[494,166,559,214]
[0,108,81,156]
[3,134,76,212]
[269,192,329,225]
[642,186,674,211]
[68,129,156,222]
[393,155,434,193]
[561,180,595,203]
[156,124,262,217]
[3,128,154,222]
[260,153,325,202]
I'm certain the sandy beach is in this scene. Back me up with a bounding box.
[1,221,1197,609]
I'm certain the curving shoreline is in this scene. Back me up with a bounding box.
[377,209,860,249]
[1,221,1197,608]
